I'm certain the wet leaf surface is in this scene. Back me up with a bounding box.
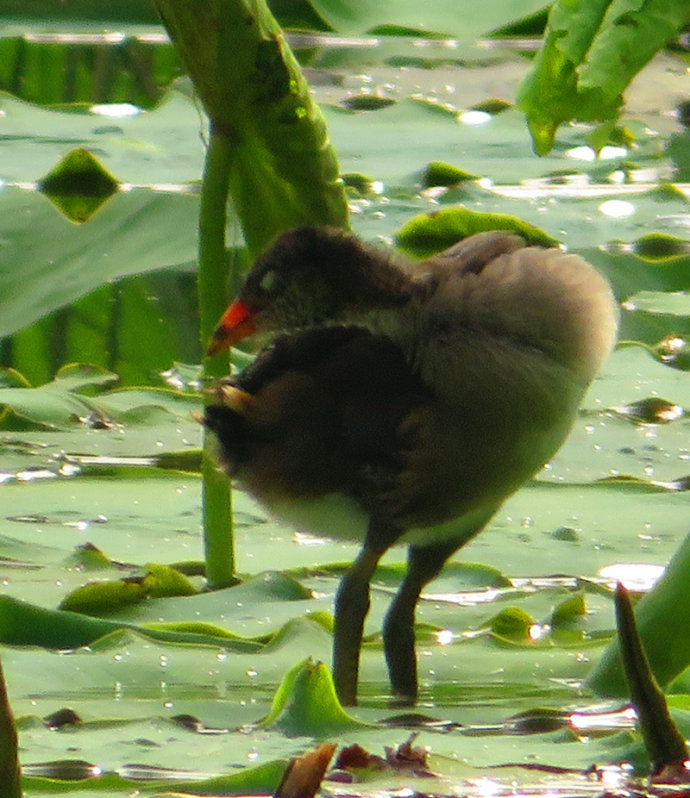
[0,17,690,797]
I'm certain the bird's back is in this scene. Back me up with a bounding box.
[377,232,619,532]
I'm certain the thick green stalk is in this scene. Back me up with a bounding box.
[613,584,687,772]
[199,125,235,589]
[0,655,21,797]
[154,0,348,589]
[153,0,347,252]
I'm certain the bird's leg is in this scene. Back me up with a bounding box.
[332,546,383,706]
[383,540,463,704]
[332,523,399,706]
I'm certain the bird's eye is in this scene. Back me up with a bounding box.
[259,270,278,293]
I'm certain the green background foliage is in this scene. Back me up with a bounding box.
[1,0,690,791]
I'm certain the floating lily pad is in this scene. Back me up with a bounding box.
[396,206,558,258]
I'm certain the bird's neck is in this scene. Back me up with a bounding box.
[345,277,432,362]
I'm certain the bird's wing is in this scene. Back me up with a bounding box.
[207,325,430,510]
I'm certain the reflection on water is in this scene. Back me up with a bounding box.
[598,563,665,592]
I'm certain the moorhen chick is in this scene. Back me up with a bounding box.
[204,226,618,706]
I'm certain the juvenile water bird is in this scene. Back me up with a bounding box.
[204,226,618,706]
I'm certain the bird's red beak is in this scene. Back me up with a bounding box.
[206,299,257,356]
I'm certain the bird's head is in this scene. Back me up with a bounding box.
[207,226,410,356]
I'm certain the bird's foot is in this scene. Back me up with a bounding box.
[388,691,417,708]
[210,383,254,413]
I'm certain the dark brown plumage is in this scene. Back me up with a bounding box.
[204,226,619,705]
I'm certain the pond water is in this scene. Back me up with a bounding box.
[0,22,690,796]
